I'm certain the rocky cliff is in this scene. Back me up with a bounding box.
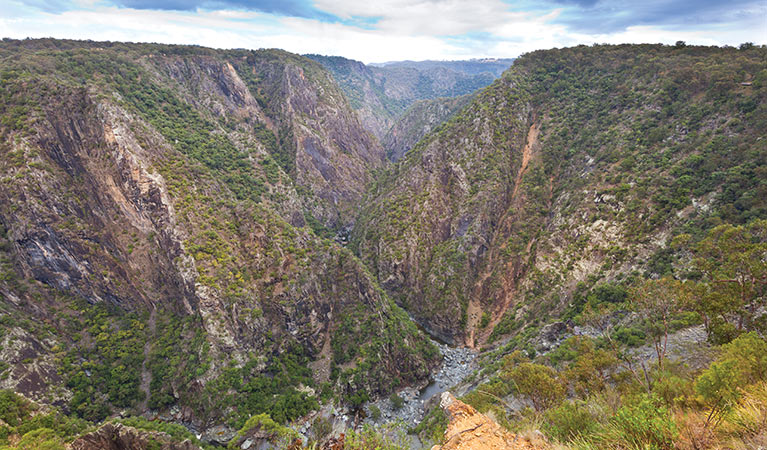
[306,55,507,143]
[71,423,201,450]
[0,39,438,432]
[352,44,766,346]
[383,94,473,161]
[434,392,548,450]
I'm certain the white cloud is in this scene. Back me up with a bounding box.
[313,0,531,36]
[0,0,763,63]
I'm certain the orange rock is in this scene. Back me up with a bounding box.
[433,392,549,450]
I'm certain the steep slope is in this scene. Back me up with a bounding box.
[352,44,767,346]
[375,58,515,77]
[0,39,438,432]
[306,54,507,142]
[383,94,473,161]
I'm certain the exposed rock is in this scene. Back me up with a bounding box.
[0,38,438,433]
[383,95,473,162]
[71,423,201,450]
[200,424,237,446]
[306,55,509,142]
[531,322,569,353]
[352,44,765,348]
[433,392,548,450]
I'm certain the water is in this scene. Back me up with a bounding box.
[418,379,445,402]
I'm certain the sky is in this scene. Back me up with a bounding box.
[1,0,765,63]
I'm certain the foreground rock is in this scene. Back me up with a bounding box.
[433,393,548,450]
[71,423,201,450]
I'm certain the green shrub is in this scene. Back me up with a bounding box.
[544,400,597,442]
[389,393,404,410]
[596,394,677,449]
[505,362,565,411]
[368,404,381,420]
[344,423,409,450]
[227,413,298,450]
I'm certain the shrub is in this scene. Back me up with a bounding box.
[389,393,404,410]
[368,404,382,420]
[344,423,409,450]
[544,400,597,442]
[227,414,298,450]
[720,332,767,384]
[594,394,677,449]
[505,362,565,411]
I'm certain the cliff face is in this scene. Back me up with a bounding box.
[0,39,437,429]
[71,423,201,450]
[352,44,767,346]
[383,94,473,161]
[307,55,507,143]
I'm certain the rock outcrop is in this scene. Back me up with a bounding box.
[434,392,548,450]
[71,423,201,450]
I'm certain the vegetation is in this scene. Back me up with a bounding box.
[0,38,765,450]
[0,390,89,449]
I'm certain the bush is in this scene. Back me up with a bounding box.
[344,423,409,450]
[590,283,628,305]
[389,393,404,410]
[505,362,565,411]
[544,400,597,442]
[0,389,33,427]
[368,404,381,420]
[594,394,677,449]
[228,414,298,450]
[720,332,767,384]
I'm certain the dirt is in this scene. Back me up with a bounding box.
[471,121,541,347]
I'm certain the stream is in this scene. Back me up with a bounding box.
[361,339,478,431]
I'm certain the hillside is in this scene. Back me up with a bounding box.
[352,43,766,346]
[373,58,515,77]
[0,39,439,437]
[306,54,506,143]
[384,94,474,161]
[1,40,766,450]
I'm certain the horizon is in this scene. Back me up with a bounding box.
[1,36,761,66]
[2,0,765,64]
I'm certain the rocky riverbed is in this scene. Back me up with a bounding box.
[362,342,478,430]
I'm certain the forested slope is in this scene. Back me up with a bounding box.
[0,39,438,436]
[353,43,766,346]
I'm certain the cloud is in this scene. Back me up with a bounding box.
[0,0,763,63]
[110,0,336,20]
[549,0,766,33]
[18,0,73,13]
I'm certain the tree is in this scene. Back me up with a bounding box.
[504,362,565,411]
[692,220,767,339]
[561,337,617,397]
[631,277,690,370]
[695,332,767,430]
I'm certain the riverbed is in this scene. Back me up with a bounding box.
[362,341,478,430]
